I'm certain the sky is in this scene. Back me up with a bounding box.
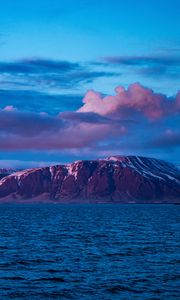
[0,0,180,168]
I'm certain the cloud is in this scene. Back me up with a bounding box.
[0,108,123,151]
[0,160,59,169]
[103,55,180,66]
[3,105,17,112]
[0,124,113,151]
[60,111,133,126]
[0,110,63,137]
[149,129,180,148]
[0,58,80,74]
[101,54,180,79]
[0,58,118,90]
[0,83,180,166]
[79,83,180,120]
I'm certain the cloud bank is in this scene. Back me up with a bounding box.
[0,82,179,167]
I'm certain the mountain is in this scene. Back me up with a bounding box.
[0,168,16,180]
[0,156,179,203]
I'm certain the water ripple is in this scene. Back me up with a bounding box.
[0,204,179,299]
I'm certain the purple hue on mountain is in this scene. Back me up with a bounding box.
[0,156,179,203]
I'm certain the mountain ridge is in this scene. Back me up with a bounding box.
[0,168,17,180]
[0,156,179,203]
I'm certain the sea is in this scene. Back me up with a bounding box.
[0,204,179,300]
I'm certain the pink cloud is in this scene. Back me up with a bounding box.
[0,83,179,155]
[3,105,17,112]
[0,108,119,150]
[0,124,114,150]
[79,83,180,121]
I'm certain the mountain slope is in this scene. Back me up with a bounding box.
[0,169,16,180]
[0,156,179,203]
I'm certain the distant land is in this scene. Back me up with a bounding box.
[0,156,179,203]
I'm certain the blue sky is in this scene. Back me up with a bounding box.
[0,0,179,94]
[1,0,180,59]
[0,0,180,167]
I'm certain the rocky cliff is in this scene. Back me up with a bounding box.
[0,156,179,203]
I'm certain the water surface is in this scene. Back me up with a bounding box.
[0,204,179,299]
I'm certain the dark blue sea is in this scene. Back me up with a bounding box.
[0,204,179,300]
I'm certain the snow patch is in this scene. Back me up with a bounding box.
[66,163,79,180]
[49,166,54,179]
